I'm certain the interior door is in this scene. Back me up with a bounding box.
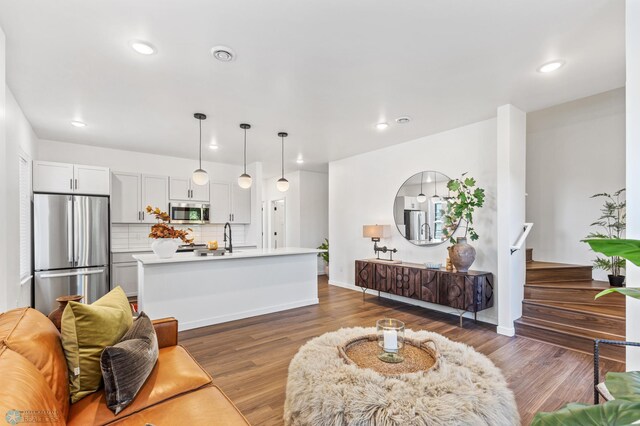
[271,199,286,249]
[111,172,141,223]
[142,175,168,222]
[169,177,190,200]
[74,196,109,268]
[210,182,231,223]
[190,181,210,202]
[34,194,73,271]
[231,185,251,223]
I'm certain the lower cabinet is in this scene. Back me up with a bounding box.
[112,262,137,297]
[355,260,494,315]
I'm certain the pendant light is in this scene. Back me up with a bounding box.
[276,132,289,192]
[192,113,209,185]
[238,123,252,189]
[431,171,440,200]
[417,172,427,203]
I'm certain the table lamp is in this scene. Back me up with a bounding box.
[363,225,397,261]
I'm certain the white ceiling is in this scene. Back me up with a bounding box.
[0,0,625,177]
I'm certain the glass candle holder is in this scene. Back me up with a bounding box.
[376,318,405,363]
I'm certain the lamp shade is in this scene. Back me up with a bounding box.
[192,168,209,185]
[238,173,252,189]
[277,177,289,192]
[363,225,384,239]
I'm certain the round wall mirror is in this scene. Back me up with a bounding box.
[393,171,451,247]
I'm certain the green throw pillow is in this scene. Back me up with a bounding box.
[61,286,133,403]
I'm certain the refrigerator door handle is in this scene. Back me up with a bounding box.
[67,196,74,265]
[39,269,105,279]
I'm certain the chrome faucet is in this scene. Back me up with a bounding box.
[421,222,432,241]
[224,222,233,253]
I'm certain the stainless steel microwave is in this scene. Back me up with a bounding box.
[169,203,210,224]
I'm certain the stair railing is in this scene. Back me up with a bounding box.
[510,223,533,255]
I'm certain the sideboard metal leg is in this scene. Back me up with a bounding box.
[474,312,477,324]
[378,290,380,299]
[360,287,367,300]
[459,312,464,328]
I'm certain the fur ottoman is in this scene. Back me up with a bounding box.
[284,327,519,425]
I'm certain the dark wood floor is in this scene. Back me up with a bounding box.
[179,276,624,426]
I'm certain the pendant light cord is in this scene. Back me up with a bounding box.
[198,118,202,169]
[281,135,285,178]
[420,172,424,193]
[243,128,247,174]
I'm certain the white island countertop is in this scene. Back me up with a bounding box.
[133,247,324,265]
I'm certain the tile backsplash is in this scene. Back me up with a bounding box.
[111,223,248,250]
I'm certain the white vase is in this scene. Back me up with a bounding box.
[151,239,180,259]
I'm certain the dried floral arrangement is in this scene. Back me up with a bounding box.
[146,206,193,243]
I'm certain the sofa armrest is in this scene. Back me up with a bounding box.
[153,317,178,348]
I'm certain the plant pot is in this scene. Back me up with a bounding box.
[324,264,329,278]
[152,239,180,259]
[48,295,83,331]
[448,237,476,273]
[608,274,626,287]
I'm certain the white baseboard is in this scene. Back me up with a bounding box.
[178,298,320,332]
[496,325,515,337]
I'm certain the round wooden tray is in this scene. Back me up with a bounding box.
[337,334,439,376]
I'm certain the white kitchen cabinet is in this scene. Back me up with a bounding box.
[141,175,169,222]
[403,196,420,211]
[209,182,251,224]
[34,161,110,195]
[231,185,252,223]
[112,262,138,297]
[33,161,74,193]
[111,172,168,223]
[111,172,141,223]
[210,182,231,223]
[74,164,110,195]
[169,177,209,202]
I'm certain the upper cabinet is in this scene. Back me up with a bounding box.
[34,161,109,195]
[210,182,251,224]
[169,177,209,202]
[111,172,168,223]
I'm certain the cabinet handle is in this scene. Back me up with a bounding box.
[232,213,234,221]
[75,179,78,190]
[70,179,73,190]
[141,212,144,221]
[229,213,231,221]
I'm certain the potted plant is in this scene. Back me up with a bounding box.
[317,238,329,277]
[584,189,626,286]
[442,173,485,272]
[146,205,193,258]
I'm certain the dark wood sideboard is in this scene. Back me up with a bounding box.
[355,259,494,326]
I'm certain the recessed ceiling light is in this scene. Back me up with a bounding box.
[129,40,156,55]
[296,157,304,164]
[71,120,86,128]
[396,116,411,124]
[211,46,235,62]
[208,144,219,151]
[537,60,565,73]
[376,122,389,130]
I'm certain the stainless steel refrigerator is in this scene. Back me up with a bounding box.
[33,194,110,314]
[404,210,427,241]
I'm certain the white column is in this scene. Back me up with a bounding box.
[496,104,527,336]
[626,0,640,370]
[0,25,7,312]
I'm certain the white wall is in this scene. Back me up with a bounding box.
[329,118,499,324]
[0,25,7,312]
[526,88,626,280]
[262,170,328,273]
[626,0,640,370]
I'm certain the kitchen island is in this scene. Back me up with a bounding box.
[134,248,322,331]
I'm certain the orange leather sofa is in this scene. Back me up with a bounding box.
[0,307,250,425]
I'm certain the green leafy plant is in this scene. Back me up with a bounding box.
[317,238,329,264]
[442,173,485,244]
[585,189,626,276]
[582,239,640,300]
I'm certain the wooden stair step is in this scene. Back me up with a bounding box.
[522,300,625,336]
[514,317,625,362]
[526,248,533,263]
[526,261,593,283]
[524,281,625,307]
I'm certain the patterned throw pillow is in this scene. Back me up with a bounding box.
[100,312,159,414]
